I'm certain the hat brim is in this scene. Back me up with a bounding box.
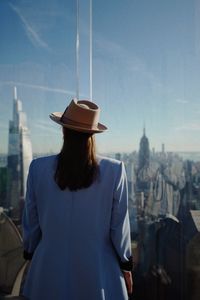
[50,112,107,134]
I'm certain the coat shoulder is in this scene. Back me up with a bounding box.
[29,155,58,173]
[97,155,122,166]
[97,155,124,176]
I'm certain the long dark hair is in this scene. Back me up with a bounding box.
[54,127,99,191]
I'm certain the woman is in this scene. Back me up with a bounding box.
[22,99,133,300]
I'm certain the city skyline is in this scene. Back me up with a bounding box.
[1,0,200,154]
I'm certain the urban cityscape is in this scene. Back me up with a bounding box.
[1,0,200,299]
[0,89,200,299]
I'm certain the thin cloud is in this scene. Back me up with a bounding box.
[175,121,200,131]
[0,80,75,96]
[9,3,49,50]
[95,36,144,70]
[175,98,189,104]
[94,35,163,89]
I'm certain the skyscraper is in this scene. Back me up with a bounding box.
[136,127,151,195]
[126,159,135,201]
[138,127,150,170]
[162,143,165,154]
[6,87,32,219]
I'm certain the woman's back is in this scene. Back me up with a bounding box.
[22,100,132,300]
[23,155,130,300]
[27,155,124,240]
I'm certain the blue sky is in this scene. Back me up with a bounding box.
[0,0,200,154]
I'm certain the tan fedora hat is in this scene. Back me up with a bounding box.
[50,99,107,134]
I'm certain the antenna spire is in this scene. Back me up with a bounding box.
[143,122,146,136]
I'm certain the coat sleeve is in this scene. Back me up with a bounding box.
[22,160,42,260]
[110,162,133,271]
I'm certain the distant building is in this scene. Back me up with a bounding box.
[138,127,150,170]
[186,210,200,300]
[115,152,121,161]
[136,127,151,194]
[162,143,165,154]
[0,155,7,167]
[125,159,135,201]
[6,87,32,219]
[0,167,7,208]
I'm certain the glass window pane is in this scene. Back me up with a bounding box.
[0,1,200,299]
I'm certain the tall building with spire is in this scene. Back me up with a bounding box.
[6,87,32,219]
[136,127,151,200]
[138,126,150,170]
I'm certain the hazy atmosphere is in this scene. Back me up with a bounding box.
[1,0,200,154]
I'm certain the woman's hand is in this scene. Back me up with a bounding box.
[123,270,133,295]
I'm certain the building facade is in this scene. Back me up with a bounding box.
[6,87,32,219]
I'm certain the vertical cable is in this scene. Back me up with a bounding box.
[76,0,80,100]
[89,0,93,101]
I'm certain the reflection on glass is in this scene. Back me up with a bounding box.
[7,87,32,220]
